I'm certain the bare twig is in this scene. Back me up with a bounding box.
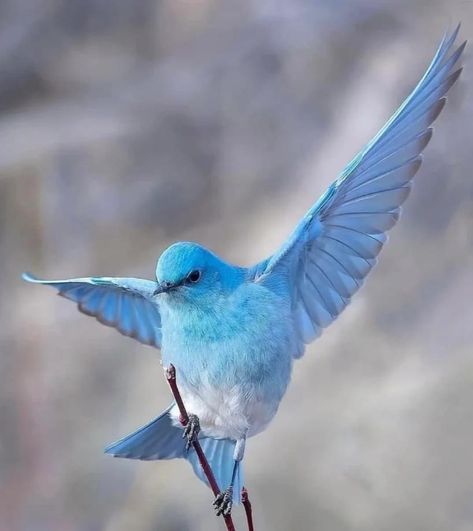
[241,487,254,531]
[165,364,237,531]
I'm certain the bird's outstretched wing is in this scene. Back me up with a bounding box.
[253,26,465,356]
[22,273,162,347]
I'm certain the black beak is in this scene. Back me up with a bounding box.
[153,281,176,296]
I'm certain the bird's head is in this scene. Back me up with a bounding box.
[154,242,242,306]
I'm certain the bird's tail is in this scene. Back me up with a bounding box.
[188,436,244,504]
[104,405,243,504]
[104,405,186,460]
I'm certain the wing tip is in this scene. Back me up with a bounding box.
[434,97,447,118]
[452,66,463,79]
[22,272,41,283]
[451,21,461,41]
[447,67,464,90]
[456,39,468,56]
[442,22,461,51]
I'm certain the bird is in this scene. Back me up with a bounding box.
[23,26,465,516]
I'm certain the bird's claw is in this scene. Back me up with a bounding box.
[183,413,200,451]
[213,486,233,517]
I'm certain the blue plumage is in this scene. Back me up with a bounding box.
[23,27,465,508]
[104,405,185,460]
[189,437,244,503]
[21,273,162,347]
[105,404,243,503]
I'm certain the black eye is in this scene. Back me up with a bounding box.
[187,270,201,283]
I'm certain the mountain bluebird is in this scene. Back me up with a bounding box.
[23,27,465,515]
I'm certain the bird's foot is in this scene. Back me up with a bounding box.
[213,486,233,517]
[183,413,200,451]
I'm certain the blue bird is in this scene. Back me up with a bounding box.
[23,27,465,515]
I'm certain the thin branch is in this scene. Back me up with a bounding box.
[241,487,254,531]
[165,364,237,531]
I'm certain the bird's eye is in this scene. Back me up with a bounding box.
[187,270,201,283]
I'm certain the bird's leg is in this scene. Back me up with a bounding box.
[241,487,254,531]
[214,460,239,517]
[182,413,200,451]
[213,436,246,517]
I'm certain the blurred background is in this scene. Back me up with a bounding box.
[1,1,472,530]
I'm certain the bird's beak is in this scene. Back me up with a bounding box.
[153,281,176,296]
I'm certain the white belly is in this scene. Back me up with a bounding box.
[170,377,279,440]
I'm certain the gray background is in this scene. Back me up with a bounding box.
[1,1,472,530]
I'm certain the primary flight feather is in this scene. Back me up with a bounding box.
[23,26,465,513]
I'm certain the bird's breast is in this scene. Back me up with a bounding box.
[160,282,295,439]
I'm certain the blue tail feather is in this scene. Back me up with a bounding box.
[104,406,243,503]
[188,437,244,504]
[104,405,186,460]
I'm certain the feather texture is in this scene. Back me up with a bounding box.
[104,405,185,459]
[22,273,162,347]
[254,26,465,353]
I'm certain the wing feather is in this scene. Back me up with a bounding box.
[251,26,465,357]
[23,273,162,348]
